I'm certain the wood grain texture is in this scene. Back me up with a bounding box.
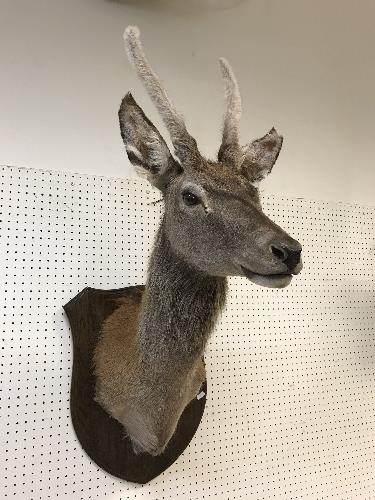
[63,286,207,484]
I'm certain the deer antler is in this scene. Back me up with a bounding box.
[217,58,243,168]
[124,26,201,165]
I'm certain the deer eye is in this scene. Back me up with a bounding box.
[182,191,200,206]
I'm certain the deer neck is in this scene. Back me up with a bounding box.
[138,219,227,367]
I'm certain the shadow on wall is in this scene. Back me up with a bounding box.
[105,0,246,15]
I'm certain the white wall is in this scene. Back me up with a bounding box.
[1,0,374,205]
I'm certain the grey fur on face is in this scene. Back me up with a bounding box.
[121,27,301,289]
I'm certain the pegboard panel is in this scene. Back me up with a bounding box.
[1,165,374,500]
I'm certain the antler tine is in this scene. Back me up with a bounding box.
[218,57,243,167]
[124,26,200,164]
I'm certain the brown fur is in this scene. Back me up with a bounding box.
[94,273,212,455]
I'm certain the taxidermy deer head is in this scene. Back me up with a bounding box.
[120,27,302,287]
[93,26,303,458]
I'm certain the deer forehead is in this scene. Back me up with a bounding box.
[177,161,249,189]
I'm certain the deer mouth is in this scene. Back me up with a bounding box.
[240,266,293,289]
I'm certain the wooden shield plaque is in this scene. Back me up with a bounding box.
[63,286,207,484]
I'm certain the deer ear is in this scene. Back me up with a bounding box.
[119,92,181,191]
[240,128,283,185]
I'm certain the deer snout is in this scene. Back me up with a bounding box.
[270,242,302,273]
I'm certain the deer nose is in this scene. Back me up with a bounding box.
[270,244,301,272]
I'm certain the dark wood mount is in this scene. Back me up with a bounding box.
[63,286,207,484]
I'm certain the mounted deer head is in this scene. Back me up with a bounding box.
[93,27,304,460]
[120,26,302,288]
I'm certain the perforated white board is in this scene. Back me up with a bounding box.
[1,165,375,500]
